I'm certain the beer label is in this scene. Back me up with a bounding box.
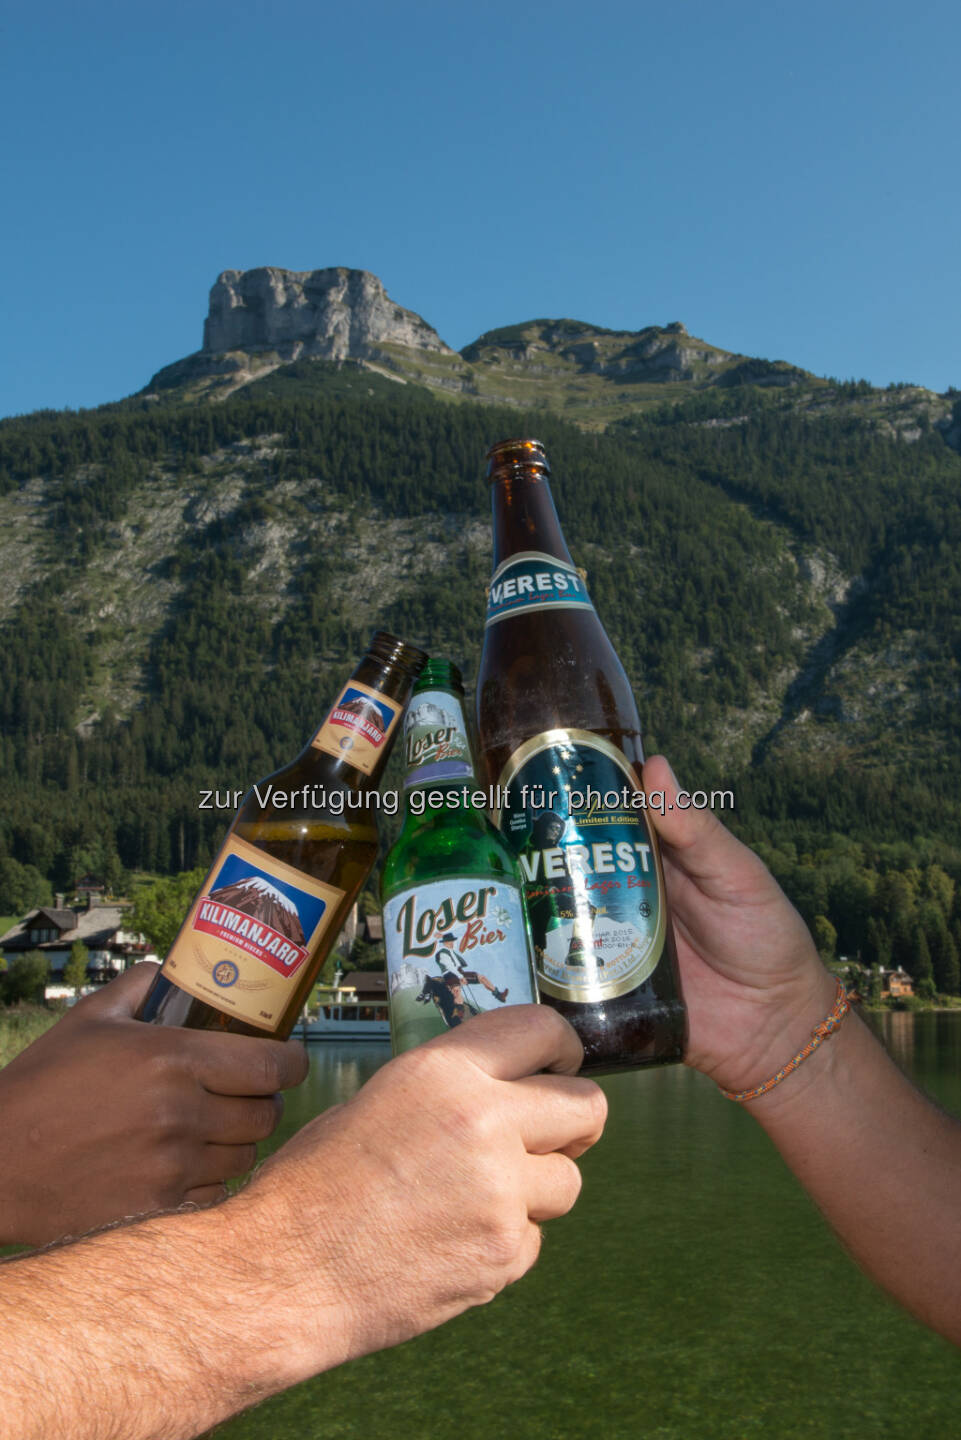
[161,835,345,1031]
[403,689,474,789]
[383,878,536,1053]
[485,551,593,628]
[494,731,666,1003]
[311,680,403,775]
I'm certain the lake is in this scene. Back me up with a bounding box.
[215,1012,961,1440]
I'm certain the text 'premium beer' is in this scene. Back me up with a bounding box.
[381,658,538,1054]
[138,632,426,1038]
[476,439,686,1074]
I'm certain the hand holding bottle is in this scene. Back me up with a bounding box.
[0,1005,605,1440]
[235,1003,607,1371]
[0,964,308,1246]
[646,753,961,1349]
[642,755,836,1098]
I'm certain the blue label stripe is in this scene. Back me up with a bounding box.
[485,552,593,628]
[404,759,474,789]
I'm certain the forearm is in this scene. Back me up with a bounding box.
[1,1199,343,1440]
[752,1008,961,1343]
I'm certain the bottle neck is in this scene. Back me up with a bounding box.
[304,644,424,790]
[402,686,478,804]
[490,470,575,569]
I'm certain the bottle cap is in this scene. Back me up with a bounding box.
[485,438,551,481]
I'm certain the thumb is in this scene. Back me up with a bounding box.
[642,756,749,887]
[69,962,161,1020]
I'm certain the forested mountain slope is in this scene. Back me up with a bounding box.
[2,348,961,987]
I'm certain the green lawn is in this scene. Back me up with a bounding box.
[0,1005,61,1068]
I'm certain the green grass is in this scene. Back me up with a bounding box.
[0,1004,62,1068]
[219,1039,961,1440]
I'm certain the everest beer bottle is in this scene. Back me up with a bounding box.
[381,657,539,1054]
[475,438,686,1074]
[137,631,426,1038]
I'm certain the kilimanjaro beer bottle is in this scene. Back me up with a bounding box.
[137,631,426,1038]
[475,439,686,1074]
[381,657,538,1054]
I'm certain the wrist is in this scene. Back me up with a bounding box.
[211,1186,354,1392]
[706,962,840,1100]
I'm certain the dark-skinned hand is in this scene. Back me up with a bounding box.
[0,962,307,1246]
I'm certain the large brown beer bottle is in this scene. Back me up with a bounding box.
[137,632,426,1038]
[475,439,686,1073]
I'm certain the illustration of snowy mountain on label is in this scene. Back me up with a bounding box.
[406,699,457,731]
[338,694,387,734]
[207,874,307,945]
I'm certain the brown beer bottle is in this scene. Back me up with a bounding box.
[137,632,426,1038]
[475,439,686,1074]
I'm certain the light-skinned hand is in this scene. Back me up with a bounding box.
[643,755,837,1096]
[232,1002,607,1384]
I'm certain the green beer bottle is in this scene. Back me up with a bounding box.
[381,658,538,1054]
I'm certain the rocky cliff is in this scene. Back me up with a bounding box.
[145,266,455,397]
[142,266,957,447]
[203,266,454,361]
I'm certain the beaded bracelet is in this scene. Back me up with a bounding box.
[720,979,851,1103]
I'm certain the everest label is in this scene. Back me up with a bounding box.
[485,551,594,628]
[495,730,667,1004]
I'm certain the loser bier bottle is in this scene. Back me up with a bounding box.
[137,632,426,1038]
[381,657,538,1054]
[475,439,686,1073]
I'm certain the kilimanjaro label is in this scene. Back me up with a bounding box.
[383,877,536,1054]
[161,835,345,1031]
[494,730,667,1004]
[485,551,594,628]
[403,688,473,789]
[311,680,402,775]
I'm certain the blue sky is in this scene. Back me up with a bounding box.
[1,0,958,417]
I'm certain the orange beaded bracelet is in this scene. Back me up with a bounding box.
[720,979,851,1102]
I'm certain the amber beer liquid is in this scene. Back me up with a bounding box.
[137,632,426,1038]
[475,439,686,1073]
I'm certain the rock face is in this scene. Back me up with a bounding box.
[203,267,455,360]
[461,319,732,381]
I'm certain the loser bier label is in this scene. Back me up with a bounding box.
[161,836,345,1032]
[383,878,535,1053]
[494,730,667,1004]
[403,687,473,789]
[311,679,403,775]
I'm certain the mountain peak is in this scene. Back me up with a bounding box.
[202,265,454,361]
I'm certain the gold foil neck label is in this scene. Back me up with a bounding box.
[311,679,402,775]
[161,835,345,1032]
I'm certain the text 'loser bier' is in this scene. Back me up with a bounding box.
[475,438,687,1073]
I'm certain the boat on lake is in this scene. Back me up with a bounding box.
[298,970,390,1042]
